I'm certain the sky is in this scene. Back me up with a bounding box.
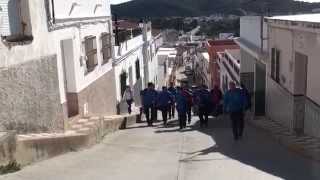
[110,0,320,4]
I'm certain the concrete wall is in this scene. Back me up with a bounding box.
[0,55,64,133]
[305,98,320,138]
[266,77,294,130]
[268,26,294,94]
[71,69,117,117]
[240,16,268,52]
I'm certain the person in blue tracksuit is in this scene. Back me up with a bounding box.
[168,82,177,119]
[175,86,188,129]
[196,85,212,128]
[141,83,158,126]
[224,82,248,140]
[157,86,173,127]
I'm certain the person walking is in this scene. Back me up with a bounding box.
[141,83,158,126]
[240,84,251,111]
[157,86,173,127]
[176,86,188,129]
[196,85,212,128]
[224,82,248,140]
[123,86,134,114]
[182,86,193,124]
[168,82,177,119]
[210,85,223,117]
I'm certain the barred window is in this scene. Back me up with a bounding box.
[84,36,98,73]
[101,33,112,64]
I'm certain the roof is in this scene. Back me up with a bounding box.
[267,13,320,23]
[207,39,237,46]
[113,20,139,30]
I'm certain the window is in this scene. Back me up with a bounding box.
[84,36,98,73]
[135,59,141,80]
[271,48,280,83]
[101,33,112,64]
[120,72,127,96]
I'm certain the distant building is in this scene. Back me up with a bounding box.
[0,0,116,133]
[219,33,234,40]
[206,40,239,88]
[194,51,211,88]
[157,48,177,86]
[265,14,320,138]
[217,49,241,93]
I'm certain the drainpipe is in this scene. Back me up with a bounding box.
[260,15,264,54]
[51,0,56,24]
[142,21,150,87]
[114,14,120,46]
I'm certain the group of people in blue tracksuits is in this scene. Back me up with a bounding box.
[140,81,250,140]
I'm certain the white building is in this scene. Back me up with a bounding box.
[157,48,176,87]
[235,16,268,116]
[217,49,241,93]
[265,14,320,138]
[0,0,116,133]
[113,21,163,113]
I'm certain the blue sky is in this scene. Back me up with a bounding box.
[110,0,320,5]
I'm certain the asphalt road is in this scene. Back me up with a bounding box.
[1,116,320,180]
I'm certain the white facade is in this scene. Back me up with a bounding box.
[113,22,163,112]
[0,0,115,132]
[266,14,320,138]
[0,0,113,103]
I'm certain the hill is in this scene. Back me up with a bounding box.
[111,0,320,18]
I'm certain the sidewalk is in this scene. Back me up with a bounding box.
[249,117,320,161]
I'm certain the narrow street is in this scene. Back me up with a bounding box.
[1,116,320,180]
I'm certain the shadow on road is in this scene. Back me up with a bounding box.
[178,116,320,180]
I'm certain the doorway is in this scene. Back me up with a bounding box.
[60,39,78,117]
[255,61,266,116]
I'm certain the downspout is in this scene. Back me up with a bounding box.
[260,15,264,54]
[51,0,55,24]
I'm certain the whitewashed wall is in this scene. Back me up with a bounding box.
[0,0,113,104]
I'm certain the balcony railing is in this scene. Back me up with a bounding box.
[115,28,142,45]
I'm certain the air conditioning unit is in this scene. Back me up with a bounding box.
[0,0,23,37]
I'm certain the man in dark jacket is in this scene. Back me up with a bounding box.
[182,86,193,124]
[157,86,173,127]
[176,86,188,129]
[168,82,177,119]
[224,82,248,140]
[210,85,223,117]
[141,83,158,126]
[196,85,212,128]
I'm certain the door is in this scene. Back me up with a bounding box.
[60,39,78,117]
[255,61,266,116]
[294,52,308,95]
